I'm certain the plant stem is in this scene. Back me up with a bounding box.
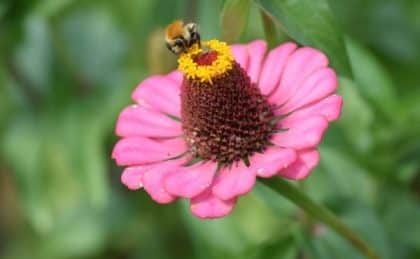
[259,178,380,259]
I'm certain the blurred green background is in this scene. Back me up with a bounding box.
[1,0,420,258]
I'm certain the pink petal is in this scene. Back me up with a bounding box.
[212,163,256,200]
[166,70,183,84]
[131,75,181,117]
[121,166,150,190]
[273,116,328,150]
[246,40,267,83]
[116,105,181,138]
[250,148,297,178]
[269,47,329,106]
[142,161,183,204]
[278,68,338,114]
[280,95,343,124]
[231,44,249,71]
[112,137,186,166]
[164,162,217,198]
[190,189,236,219]
[278,149,320,180]
[258,42,297,95]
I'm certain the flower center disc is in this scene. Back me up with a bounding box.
[181,52,275,165]
[193,51,218,66]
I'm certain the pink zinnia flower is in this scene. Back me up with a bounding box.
[112,39,342,219]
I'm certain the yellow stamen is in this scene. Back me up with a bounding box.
[177,40,234,84]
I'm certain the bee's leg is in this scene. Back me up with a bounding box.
[196,33,201,48]
[166,42,175,54]
[176,38,186,52]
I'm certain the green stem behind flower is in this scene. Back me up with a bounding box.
[259,178,380,259]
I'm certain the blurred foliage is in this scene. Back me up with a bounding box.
[220,0,251,43]
[0,0,419,258]
[256,0,352,77]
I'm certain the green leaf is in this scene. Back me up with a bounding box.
[259,7,291,48]
[337,77,374,152]
[307,203,391,259]
[1,117,52,234]
[179,200,247,258]
[345,38,398,120]
[0,1,8,20]
[254,181,296,217]
[256,0,352,77]
[245,235,298,259]
[259,178,381,259]
[0,97,110,236]
[220,0,251,43]
[179,192,293,259]
[33,0,75,17]
[0,71,15,132]
[41,208,106,258]
[14,15,52,94]
[306,146,376,203]
[57,8,127,86]
[60,104,109,207]
[328,0,420,67]
[381,190,420,248]
[198,0,223,40]
[259,8,277,47]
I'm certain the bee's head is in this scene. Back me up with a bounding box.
[184,23,198,33]
[184,23,201,48]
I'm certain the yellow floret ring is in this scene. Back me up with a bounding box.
[177,40,234,84]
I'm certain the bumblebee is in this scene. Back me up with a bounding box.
[165,20,201,55]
